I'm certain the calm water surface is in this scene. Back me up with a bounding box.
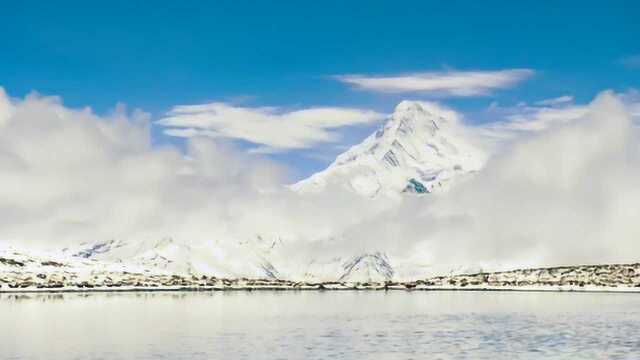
[1,290,639,359]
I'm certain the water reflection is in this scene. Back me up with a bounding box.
[1,291,639,359]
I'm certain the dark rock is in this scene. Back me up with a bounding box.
[0,258,25,267]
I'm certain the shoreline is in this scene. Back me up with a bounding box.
[3,252,639,294]
[3,284,640,294]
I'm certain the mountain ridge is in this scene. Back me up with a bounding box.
[293,101,486,198]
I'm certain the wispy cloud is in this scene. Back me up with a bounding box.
[335,69,534,96]
[482,93,586,138]
[535,95,574,106]
[157,103,385,152]
[618,54,640,69]
[479,89,640,147]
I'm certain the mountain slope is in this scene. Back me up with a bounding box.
[293,101,486,198]
[67,238,277,279]
[67,238,398,283]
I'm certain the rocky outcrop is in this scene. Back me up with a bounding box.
[418,263,640,289]
[1,249,639,293]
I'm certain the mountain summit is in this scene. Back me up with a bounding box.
[293,101,486,198]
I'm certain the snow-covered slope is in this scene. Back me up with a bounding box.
[67,237,278,279]
[65,238,398,282]
[293,101,486,198]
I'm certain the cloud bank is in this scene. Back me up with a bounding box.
[0,90,391,274]
[0,87,638,279]
[157,102,385,153]
[0,91,287,248]
[452,92,640,267]
[335,69,534,96]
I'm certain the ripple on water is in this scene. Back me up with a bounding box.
[1,291,639,359]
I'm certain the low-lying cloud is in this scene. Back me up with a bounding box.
[0,90,389,261]
[0,87,638,279]
[343,91,640,275]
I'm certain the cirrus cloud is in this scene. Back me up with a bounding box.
[335,69,534,96]
[157,103,385,153]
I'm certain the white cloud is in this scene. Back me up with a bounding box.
[339,91,640,273]
[0,88,14,126]
[619,88,640,120]
[0,89,390,266]
[482,89,640,138]
[491,105,588,132]
[0,90,295,249]
[335,69,534,96]
[535,95,574,106]
[157,102,385,152]
[1,86,640,280]
[466,97,587,153]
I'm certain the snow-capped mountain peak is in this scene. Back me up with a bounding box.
[293,100,486,198]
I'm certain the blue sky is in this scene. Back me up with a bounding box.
[1,0,639,178]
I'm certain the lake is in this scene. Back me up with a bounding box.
[1,290,639,359]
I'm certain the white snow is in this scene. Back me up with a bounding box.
[292,101,487,198]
